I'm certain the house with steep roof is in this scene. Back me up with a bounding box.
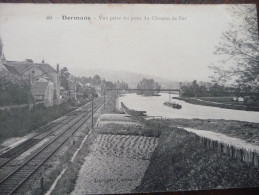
[3,59,61,106]
[0,37,60,106]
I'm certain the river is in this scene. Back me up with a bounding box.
[118,93,259,123]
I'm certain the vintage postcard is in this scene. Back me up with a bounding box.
[0,3,259,194]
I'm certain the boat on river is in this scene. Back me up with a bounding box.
[163,101,182,109]
[163,93,182,109]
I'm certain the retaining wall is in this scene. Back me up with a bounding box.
[175,127,259,168]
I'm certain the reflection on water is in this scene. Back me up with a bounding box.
[118,93,259,123]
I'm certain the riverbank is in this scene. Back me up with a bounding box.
[174,97,259,111]
[152,118,259,144]
[46,96,259,193]
[119,103,259,191]
[118,93,259,123]
[134,120,259,192]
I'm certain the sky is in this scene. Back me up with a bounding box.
[0,4,251,82]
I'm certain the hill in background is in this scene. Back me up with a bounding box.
[82,69,180,89]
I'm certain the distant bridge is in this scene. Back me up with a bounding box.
[106,88,181,92]
[106,88,182,96]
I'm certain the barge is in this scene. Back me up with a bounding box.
[163,101,182,109]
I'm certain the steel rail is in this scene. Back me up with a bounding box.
[0,97,107,194]
[9,97,109,195]
[0,96,108,194]
[0,98,102,168]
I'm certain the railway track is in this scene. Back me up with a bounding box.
[0,96,108,195]
[0,98,103,168]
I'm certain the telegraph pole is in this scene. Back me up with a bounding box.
[91,97,94,129]
[104,90,106,110]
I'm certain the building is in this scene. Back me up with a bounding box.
[0,36,61,107]
[3,59,61,106]
[31,78,55,107]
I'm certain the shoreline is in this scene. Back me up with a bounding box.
[174,97,259,112]
[133,118,259,192]
[119,103,259,191]
[120,101,259,144]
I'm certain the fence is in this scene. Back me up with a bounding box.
[143,116,163,119]
[175,127,259,168]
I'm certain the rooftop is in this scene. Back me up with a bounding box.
[4,60,57,76]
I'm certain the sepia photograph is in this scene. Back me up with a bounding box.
[0,3,259,194]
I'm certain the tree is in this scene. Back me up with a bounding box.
[75,76,92,85]
[137,78,161,96]
[0,70,32,106]
[105,81,115,90]
[115,80,129,90]
[60,67,70,90]
[191,80,199,97]
[93,75,101,85]
[154,82,161,94]
[210,5,259,94]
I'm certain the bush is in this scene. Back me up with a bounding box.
[0,73,33,106]
[0,103,74,142]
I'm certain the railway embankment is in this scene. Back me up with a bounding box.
[0,97,106,194]
[0,102,75,147]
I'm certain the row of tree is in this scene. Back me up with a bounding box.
[60,67,130,98]
[74,74,102,86]
[137,78,161,96]
[115,80,129,90]
[182,80,236,97]
[61,67,103,91]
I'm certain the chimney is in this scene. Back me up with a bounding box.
[42,59,45,63]
[56,63,59,73]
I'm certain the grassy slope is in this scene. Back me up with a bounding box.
[164,118,259,144]
[198,97,234,103]
[175,97,259,111]
[0,103,75,146]
[134,126,259,193]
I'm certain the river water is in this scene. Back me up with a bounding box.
[118,93,259,123]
